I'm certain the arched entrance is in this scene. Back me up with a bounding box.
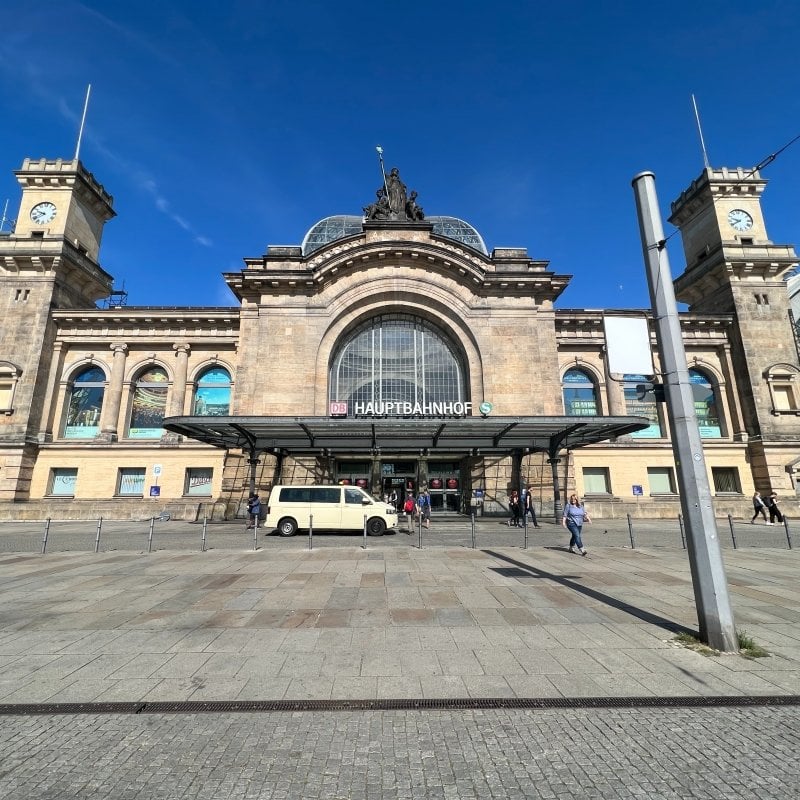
[329,313,468,513]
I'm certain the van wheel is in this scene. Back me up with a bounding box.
[278,517,298,537]
[367,518,386,536]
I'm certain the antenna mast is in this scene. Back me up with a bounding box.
[74,84,92,161]
[691,94,711,170]
[0,199,14,233]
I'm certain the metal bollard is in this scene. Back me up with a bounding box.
[94,516,103,553]
[253,520,258,551]
[471,512,476,549]
[728,514,737,549]
[308,514,313,551]
[784,517,793,550]
[678,514,686,549]
[147,517,155,553]
[201,516,208,552]
[362,514,367,549]
[41,517,51,555]
[523,515,528,550]
[626,513,636,549]
[418,508,423,550]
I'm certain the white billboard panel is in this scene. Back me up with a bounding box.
[603,315,654,376]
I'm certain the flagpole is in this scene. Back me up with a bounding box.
[74,84,92,161]
[691,94,711,170]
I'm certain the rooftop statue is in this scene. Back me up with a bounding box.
[364,166,424,222]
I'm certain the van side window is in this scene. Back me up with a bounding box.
[280,487,310,502]
[311,487,341,503]
[345,488,367,504]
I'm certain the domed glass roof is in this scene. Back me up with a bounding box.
[301,215,488,256]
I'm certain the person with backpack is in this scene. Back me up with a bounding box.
[765,492,783,525]
[246,492,261,530]
[403,492,417,534]
[417,488,432,529]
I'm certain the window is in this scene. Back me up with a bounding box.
[345,487,368,504]
[184,468,213,496]
[0,361,21,412]
[623,375,663,438]
[128,366,169,438]
[712,467,741,494]
[118,468,146,496]
[63,366,105,438]
[49,468,77,496]
[562,368,599,416]
[582,467,611,494]
[329,315,467,416]
[688,369,722,438]
[765,364,800,414]
[647,467,676,494]
[193,366,231,416]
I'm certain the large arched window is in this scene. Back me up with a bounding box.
[329,315,467,415]
[623,374,663,438]
[128,366,169,438]
[562,368,599,416]
[689,368,722,438]
[63,366,106,438]
[193,366,231,416]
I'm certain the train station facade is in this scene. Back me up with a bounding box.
[1,154,798,520]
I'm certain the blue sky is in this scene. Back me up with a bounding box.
[1,0,798,310]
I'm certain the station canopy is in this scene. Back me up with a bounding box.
[163,415,650,456]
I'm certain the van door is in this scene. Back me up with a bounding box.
[310,486,342,530]
[342,487,371,530]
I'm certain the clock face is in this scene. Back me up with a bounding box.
[30,201,57,225]
[727,208,753,232]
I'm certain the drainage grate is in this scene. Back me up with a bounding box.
[0,696,798,716]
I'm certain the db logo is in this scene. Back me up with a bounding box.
[329,402,348,417]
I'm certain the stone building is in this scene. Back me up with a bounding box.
[0,154,797,521]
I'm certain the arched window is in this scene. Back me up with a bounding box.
[329,315,467,415]
[0,361,22,413]
[623,374,663,438]
[562,368,599,416]
[193,366,231,416]
[63,366,106,438]
[128,366,169,438]
[689,368,722,438]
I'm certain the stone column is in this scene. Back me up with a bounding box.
[168,344,191,416]
[99,343,127,442]
[602,349,626,416]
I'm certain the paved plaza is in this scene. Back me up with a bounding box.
[1,518,799,797]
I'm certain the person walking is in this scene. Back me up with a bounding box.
[765,492,784,525]
[562,493,591,555]
[403,491,417,534]
[418,488,432,529]
[523,484,541,528]
[751,491,768,524]
[508,491,521,527]
[246,492,261,530]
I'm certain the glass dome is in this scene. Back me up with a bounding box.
[302,215,488,256]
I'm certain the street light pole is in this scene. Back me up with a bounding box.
[632,171,738,652]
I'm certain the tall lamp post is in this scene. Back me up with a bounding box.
[632,171,738,652]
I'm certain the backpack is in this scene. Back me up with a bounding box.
[403,497,415,513]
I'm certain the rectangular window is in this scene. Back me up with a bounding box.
[773,385,796,411]
[49,468,77,496]
[184,467,213,496]
[0,381,12,410]
[647,467,676,494]
[117,468,146,496]
[582,467,611,494]
[712,467,741,494]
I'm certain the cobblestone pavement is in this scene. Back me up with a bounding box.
[1,705,799,799]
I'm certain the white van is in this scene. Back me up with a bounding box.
[264,485,398,537]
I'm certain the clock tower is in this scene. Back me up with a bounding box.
[670,166,800,492]
[0,157,116,499]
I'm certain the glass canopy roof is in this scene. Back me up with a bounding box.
[302,215,488,256]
